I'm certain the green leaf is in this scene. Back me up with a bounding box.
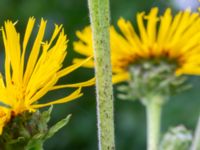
[25,137,44,150]
[44,114,71,140]
[25,132,46,150]
[41,105,53,124]
[8,137,26,144]
[25,114,71,149]
[37,106,53,132]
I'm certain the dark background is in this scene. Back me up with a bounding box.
[0,0,199,149]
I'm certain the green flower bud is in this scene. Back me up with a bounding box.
[160,125,192,150]
[0,106,71,150]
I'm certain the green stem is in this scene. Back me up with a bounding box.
[87,0,115,150]
[190,115,200,150]
[145,96,162,150]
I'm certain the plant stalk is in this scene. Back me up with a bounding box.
[87,0,115,150]
[190,115,200,150]
[146,96,162,150]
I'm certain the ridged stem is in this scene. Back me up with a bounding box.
[87,0,115,150]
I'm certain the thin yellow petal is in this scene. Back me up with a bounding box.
[31,88,82,109]
[73,58,94,68]
[146,7,158,43]
[112,72,130,84]
[58,56,93,78]
[137,11,148,44]
[21,17,36,77]
[24,18,47,86]
[51,77,95,90]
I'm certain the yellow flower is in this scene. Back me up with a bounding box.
[73,7,200,83]
[0,17,94,133]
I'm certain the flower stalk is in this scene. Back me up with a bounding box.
[144,96,162,150]
[87,0,115,149]
[190,115,200,150]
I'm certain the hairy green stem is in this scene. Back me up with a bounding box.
[87,0,115,150]
[145,96,162,150]
[190,115,200,150]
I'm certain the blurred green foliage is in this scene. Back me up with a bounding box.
[0,0,199,149]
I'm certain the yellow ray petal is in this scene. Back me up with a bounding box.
[117,18,143,55]
[1,27,12,87]
[73,58,94,68]
[137,11,148,44]
[146,7,158,43]
[3,21,22,84]
[24,18,47,86]
[22,17,35,53]
[31,88,82,109]
[21,17,36,79]
[51,77,95,90]
[0,73,5,89]
[112,72,130,84]
[73,41,93,56]
[75,26,92,44]
[58,56,93,78]
[27,75,58,104]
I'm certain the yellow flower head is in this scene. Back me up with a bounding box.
[0,17,94,133]
[74,7,200,83]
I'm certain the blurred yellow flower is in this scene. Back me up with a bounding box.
[0,17,94,134]
[73,7,200,83]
